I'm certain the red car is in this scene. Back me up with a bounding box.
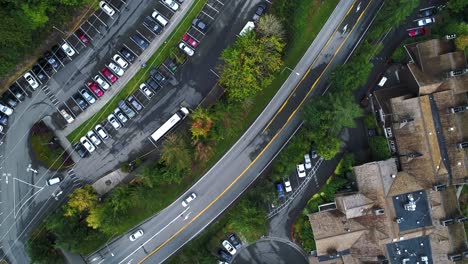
[101,67,117,83]
[182,33,198,48]
[76,29,90,45]
[408,27,425,37]
[86,81,104,97]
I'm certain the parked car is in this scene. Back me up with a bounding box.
[2,94,17,108]
[119,47,136,63]
[24,72,39,90]
[46,176,63,186]
[304,154,312,170]
[118,100,136,119]
[0,114,8,126]
[52,45,67,61]
[38,58,54,76]
[0,104,13,116]
[131,34,149,50]
[80,89,96,104]
[114,108,128,124]
[192,18,206,31]
[296,164,306,178]
[163,0,179,11]
[179,42,194,56]
[150,69,166,84]
[73,93,89,110]
[228,233,242,249]
[80,136,96,153]
[218,249,232,262]
[222,240,236,255]
[59,109,74,124]
[44,52,59,69]
[74,143,88,158]
[146,78,160,91]
[182,33,198,48]
[444,34,456,40]
[408,27,425,37]
[284,178,292,193]
[113,54,129,69]
[107,114,121,130]
[76,29,90,45]
[276,183,285,199]
[87,130,102,146]
[143,16,163,34]
[152,10,168,27]
[127,96,143,112]
[93,75,110,90]
[182,192,197,207]
[418,8,435,18]
[10,85,25,101]
[32,65,48,82]
[86,81,104,97]
[129,229,144,241]
[61,42,76,56]
[310,149,318,159]
[253,2,267,20]
[101,67,118,83]
[99,1,115,16]
[417,17,435,26]
[139,83,153,98]
[95,124,109,140]
[107,62,124,76]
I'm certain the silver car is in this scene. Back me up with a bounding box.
[107,114,121,130]
[114,108,128,124]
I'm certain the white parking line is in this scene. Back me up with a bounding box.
[191,26,205,36]
[122,43,139,57]
[62,103,77,118]
[215,0,224,6]
[201,10,214,20]
[159,1,176,14]
[106,1,120,14]
[205,3,219,13]
[142,23,157,36]
[15,81,29,95]
[91,13,108,27]
[136,30,152,44]
[86,20,102,35]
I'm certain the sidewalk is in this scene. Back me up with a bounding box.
[60,0,196,137]
[92,169,128,195]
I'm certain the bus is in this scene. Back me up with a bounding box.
[149,107,190,144]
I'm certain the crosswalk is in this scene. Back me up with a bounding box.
[68,169,82,187]
[42,85,59,106]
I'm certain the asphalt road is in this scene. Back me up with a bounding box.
[86,0,384,263]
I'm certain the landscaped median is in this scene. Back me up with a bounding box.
[66,0,208,143]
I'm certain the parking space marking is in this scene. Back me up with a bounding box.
[71,96,86,111]
[14,81,29,96]
[160,63,175,75]
[79,25,95,41]
[205,3,219,13]
[91,13,108,27]
[86,20,102,35]
[200,10,215,20]
[214,0,224,5]
[159,1,176,14]
[123,43,140,56]
[191,26,205,36]
[6,90,20,102]
[70,33,87,48]
[142,23,158,37]
[62,103,77,118]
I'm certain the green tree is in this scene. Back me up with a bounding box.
[160,134,192,173]
[27,226,64,264]
[369,136,391,161]
[448,0,468,14]
[190,107,214,141]
[256,14,285,39]
[64,185,98,217]
[108,186,135,215]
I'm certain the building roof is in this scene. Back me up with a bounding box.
[386,236,433,264]
[335,193,374,219]
[392,190,433,232]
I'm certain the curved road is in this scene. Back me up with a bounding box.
[88,0,383,263]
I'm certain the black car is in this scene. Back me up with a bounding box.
[74,143,89,158]
[119,47,136,63]
[192,18,206,31]
[228,233,242,249]
[32,65,49,82]
[218,249,232,262]
[44,51,59,69]
[127,95,143,112]
[146,78,160,91]
[72,94,89,110]
[38,58,55,75]
[0,114,8,126]
[150,69,166,85]
[131,34,149,50]
[253,3,267,20]
[52,45,67,61]
[143,16,163,35]
[2,94,17,108]
[10,85,25,101]
[418,8,435,18]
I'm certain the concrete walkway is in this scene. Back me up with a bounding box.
[92,169,128,195]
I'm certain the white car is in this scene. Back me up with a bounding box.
[304,154,312,170]
[80,136,96,153]
[297,164,306,178]
[87,130,102,146]
[129,229,144,241]
[179,42,194,56]
[0,104,13,116]
[107,114,121,130]
[222,240,237,255]
[93,75,110,90]
[284,179,292,193]
[24,72,39,90]
[139,83,153,98]
[163,0,179,11]
[114,108,128,124]
[59,109,74,124]
[417,17,435,26]
[107,63,124,76]
[182,192,197,207]
[310,150,318,159]
[112,54,129,69]
[99,1,115,16]
[95,124,109,140]
[61,42,76,56]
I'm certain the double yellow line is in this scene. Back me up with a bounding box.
[139,0,373,262]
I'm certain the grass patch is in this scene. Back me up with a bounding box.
[30,122,74,170]
[66,0,208,143]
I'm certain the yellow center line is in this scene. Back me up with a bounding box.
[139,1,373,262]
[261,0,358,133]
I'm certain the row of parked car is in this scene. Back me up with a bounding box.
[408,6,455,40]
[217,233,242,263]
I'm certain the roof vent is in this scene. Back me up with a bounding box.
[450,105,468,114]
[458,142,468,149]
[448,253,462,261]
[456,216,468,223]
[441,219,454,226]
[391,174,396,178]
[374,209,385,215]
[433,184,447,191]
[448,68,468,77]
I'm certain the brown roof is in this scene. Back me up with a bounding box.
[335,193,374,219]
[387,171,424,197]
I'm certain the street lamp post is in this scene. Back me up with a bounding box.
[281,66,300,76]
[52,25,67,36]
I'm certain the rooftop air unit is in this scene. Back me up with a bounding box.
[458,142,468,149]
[433,184,447,191]
[374,209,385,215]
[448,253,462,261]
[450,105,468,113]
[456,216,468,223]
[449,68,468,77]
[441,219,455,226]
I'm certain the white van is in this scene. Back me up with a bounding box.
[152,11,168,27]
[47,176,63,186]
[378,76,387,87]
